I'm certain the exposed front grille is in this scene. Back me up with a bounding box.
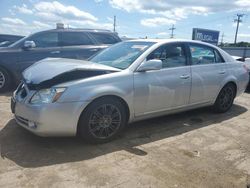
[15,116,29,126]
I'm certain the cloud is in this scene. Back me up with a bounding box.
[109,0,141,12]
[33,20,52,28]
[235,0,250,7]
[238,33,250,38]
[109,0,250,13]
[34,1,97,21]
[68,20,113,30]
[109,0,250,24]
[1,17,26,25]
[0,19,52,36]
[95,0,104,3]
[13,4,33,14]
[141,17,176,27]
[232,22,243,27]
[0,1,114,35]
[107,16,113,22]
[32,1,113,29]
[157,32,169,36]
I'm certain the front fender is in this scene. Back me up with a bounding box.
[58,73,135,120]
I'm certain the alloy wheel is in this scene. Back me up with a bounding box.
[88,104,122,139]
[218,86,234,110]
[0,71,5,89]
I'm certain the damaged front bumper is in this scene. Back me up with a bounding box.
[11,83,88,137]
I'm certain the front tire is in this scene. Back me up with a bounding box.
[78,97,128,144]
[0,67,11,93]
[213,83,236,113]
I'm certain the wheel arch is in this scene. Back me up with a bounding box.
[219,74,238,95]
[0,64,10,74]
[0,63,18,86]
[226,81,237,91]
[222,81,237,97]
[76,94,130,134]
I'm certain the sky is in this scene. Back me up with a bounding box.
[0,0,250,43]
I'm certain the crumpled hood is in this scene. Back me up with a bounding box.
[22,58,120,89]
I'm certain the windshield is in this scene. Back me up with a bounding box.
[9,36,28,48]
[90,41,155,69]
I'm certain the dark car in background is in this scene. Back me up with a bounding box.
[0,34,24,47]
[0,28,121,92]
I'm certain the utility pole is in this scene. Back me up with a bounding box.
[113,15,116,33]
[234,14,244,44]
[221,32,225,46]
[169,24,176,38]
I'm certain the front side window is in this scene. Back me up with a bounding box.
[190,44,218,65]
[91,41,155,69]
[60,32,93,46]
[29,32,58,48]
[147,43,187,68]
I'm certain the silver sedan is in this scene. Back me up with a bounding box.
[12,39,249,143]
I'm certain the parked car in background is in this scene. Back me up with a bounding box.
[0,28,121,92]
[0,34,24,47]
[11,39,249,143]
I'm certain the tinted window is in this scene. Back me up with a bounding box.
[60,32,93,46]
[190,44,217,65]
[90,33,120,44]
[29,32,58,48]
[147,43,187,68]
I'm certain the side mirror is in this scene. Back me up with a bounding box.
[137,59,162,72]
[23,41,36,49]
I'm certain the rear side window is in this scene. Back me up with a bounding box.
[90,33,120,44]
[189,44,222,65]
[214,50,225,63]
[60,32,94,46]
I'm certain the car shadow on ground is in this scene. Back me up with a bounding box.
[0,104,247,168]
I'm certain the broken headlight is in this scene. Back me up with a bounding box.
[30,87,66,104]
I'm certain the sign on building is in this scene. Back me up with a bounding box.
[192,28,220,45]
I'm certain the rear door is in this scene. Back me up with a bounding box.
[59,32,105,60]
[133,42,192,116]
[188,43,227,104]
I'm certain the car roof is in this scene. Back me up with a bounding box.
[128,39,219,48]
[39,28,115,33]
[0,34,24,38]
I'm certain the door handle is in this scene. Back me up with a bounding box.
[50,51,60,54]
[180,75,190,79]
[218,70,226,74]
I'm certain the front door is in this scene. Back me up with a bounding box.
[133,42,191,116]
[16,32,61,74]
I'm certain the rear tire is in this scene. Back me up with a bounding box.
[213,83,236,113]
[78,97,128,144]
[0,67,11,93]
